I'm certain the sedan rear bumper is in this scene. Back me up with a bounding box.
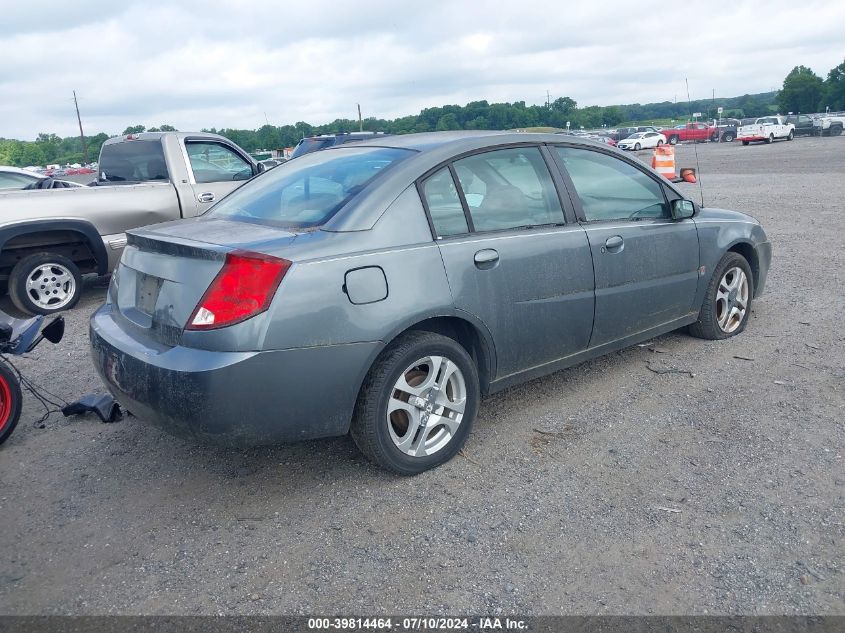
[90,303,380,446]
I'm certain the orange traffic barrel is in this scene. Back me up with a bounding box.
[651,145,676,180]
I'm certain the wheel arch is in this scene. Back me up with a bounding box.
[356,310,497,402]
[0,219,108,277]
[727,241,761,297]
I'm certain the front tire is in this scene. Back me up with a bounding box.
[634,142,641,150]
[766,133,774,144]
[657,140,664,146]
[787,130,794,141]
[688,252,754,340]
[8,252,83,315]
[0,363,23,445]
[742,140,750,146]
[350,331,480,474]
[669,135,679,145]
[723,132,735,142]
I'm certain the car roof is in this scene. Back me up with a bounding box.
[324,130,659,232]
[101,131,233,146]
[351,130,598,153]
[0,165,42,178]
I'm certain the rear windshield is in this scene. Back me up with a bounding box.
[99,140,169,182]
[206,146,413,229]
[290,137,337,159]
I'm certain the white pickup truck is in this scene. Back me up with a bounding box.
[813,114,844,137]
[737,116,795,145]
[0,132,263,314]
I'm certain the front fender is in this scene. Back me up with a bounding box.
[693,210,771,304]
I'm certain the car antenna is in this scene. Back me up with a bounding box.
[685,78,706,207]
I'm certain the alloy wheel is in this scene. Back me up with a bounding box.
[25,263,76,311]
[716,266,749,333]
[387,355,466,457]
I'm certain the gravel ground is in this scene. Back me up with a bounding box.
[1,136,843,616]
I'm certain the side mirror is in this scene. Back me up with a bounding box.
[256,162,267,174]
[671,199,695,220]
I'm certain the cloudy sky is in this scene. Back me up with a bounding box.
[2,0,843,140]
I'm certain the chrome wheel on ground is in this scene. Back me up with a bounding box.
[351,331,479,474]
[689,252,754,340]
[715,267,749,334]
[8,252,83,315]
[388,356,466,457]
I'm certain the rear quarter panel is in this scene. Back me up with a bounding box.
[0,183,181,236]
[261,186,452,350]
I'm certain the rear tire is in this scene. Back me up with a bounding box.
[0,363,23,446]
[688,252,754,341]
[350,331,480,474]
[8,252,82,316]
[742,140,750,146]
[669,135,679,145]
[723,132,735,142]
[766,133,774,144]
[830,125,843,137]
[657,140,664,146]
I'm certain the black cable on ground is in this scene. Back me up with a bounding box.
[0,354,68,428]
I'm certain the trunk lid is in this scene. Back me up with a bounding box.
[113,219,299,345]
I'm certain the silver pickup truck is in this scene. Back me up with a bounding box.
[0,132,262,314]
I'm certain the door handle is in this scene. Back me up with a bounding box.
[473,248,499,268]
[604,235,624,252]
[197,192,215,203]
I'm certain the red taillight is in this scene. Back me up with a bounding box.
[186,250,291,330]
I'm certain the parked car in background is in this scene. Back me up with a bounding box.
[90,131,770,474]
[617,131,666,150]
[813,114,844,136]
[290,132,391,159]
[663,122,716,145]
[784,114,817,137]
[738,116,795,145]
[0,166,82,190]
[710,118,742,142]
[0,132,262,315]
[610,126,659,142]
[0,166,45,190]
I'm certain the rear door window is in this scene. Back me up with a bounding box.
[186,142,253,183]
[421,168,469,237]
[451,147,564,232]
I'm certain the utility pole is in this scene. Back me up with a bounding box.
[357,104,363,132]
[546,90,550,108]
[73,90,88,163]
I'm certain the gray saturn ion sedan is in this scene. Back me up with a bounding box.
[91,131,771,474]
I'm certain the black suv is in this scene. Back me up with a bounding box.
[290,132,391,159]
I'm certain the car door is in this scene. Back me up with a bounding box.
[420,146,595,379]
[551,145,700,348]
[182,140,255,216]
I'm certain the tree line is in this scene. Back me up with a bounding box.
[2,57,842,167]
[0,91,776,166]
